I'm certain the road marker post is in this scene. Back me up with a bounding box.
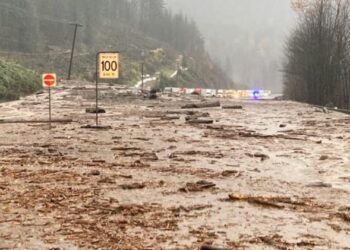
[42,73,57,129]
[95,52,119,126]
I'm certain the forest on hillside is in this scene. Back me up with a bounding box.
[0,0,233,88]
[0,0,203,56]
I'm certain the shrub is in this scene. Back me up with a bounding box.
[0,58,41,101]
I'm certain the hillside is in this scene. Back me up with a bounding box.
[0,58,40,101]
[166,0,296,91]
[0,0,233,90]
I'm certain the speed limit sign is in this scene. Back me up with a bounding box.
[94,51,120,127]
[98,52,119,79]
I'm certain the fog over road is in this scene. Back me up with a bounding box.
[166,0,296,92]
[0,82,349,249]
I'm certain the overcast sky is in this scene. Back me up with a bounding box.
[166,0,297,91]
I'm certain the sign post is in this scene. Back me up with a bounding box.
[42,73,57,129]
[96,52,119,126]
[49,86,51,128]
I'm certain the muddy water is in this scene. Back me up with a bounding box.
[0,82,349,249]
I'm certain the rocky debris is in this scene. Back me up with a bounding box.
[251,233,324,249]
[185,111,214,124]
[98,176,116,184]
[306,182,332,188]
[88,170,101,176]
[205,124,226,130]
[222,105,243,109]
[81,125,112,130]
[120,182,146,190]
[186,110,211,116]
[169,150,224,159]
[319,155,329,160]
[186,118,214,124]
[129,160,150,168]
[161,115,180,120]
[132,138,151,142]
[221,170,242,177]
[250,234,303,249]
[228,193,286,209]
[335,212,350,223]
[141,152,159,161]
[148,88,158,99]
[209,129,305,141]
[144,113,168,118]
[92,159,106,163]
[185,112,210,120]
[111,146,141,151]
[143,112,180,120]
[85,107,106,114]
[182,101,221,109]
[227,194,329,214]
[179,180,216,192]
[199,244,229,250]
[117,174,133,179]
[118,151,159,161]
[245,152,270,161]
[170,204,213,214]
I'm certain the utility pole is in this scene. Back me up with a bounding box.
[141,51,145,90]
[176,60,180,86]
[67,23,83,80]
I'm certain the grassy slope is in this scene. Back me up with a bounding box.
[3,27,233,89]
[0,58,41,101]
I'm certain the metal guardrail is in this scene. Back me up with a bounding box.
[328,108,350,115]
[314,105,350,115]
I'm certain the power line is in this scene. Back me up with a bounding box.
[0,2,74,25]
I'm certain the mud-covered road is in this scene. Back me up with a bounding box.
[0,81,349,249]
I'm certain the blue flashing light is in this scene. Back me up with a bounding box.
[252,90,260,100]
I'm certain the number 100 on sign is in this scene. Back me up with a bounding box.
[98,53,119,79]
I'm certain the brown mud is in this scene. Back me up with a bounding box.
[0,81,349,249]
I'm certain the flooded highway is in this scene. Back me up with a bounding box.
[0,81,350,249]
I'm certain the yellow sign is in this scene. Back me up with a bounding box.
[98,52,119,79]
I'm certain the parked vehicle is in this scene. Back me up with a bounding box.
[217,89,225,98]
[164,87,172,94]
[192,88,202,95]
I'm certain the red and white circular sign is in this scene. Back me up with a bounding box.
[42,73,57,87]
